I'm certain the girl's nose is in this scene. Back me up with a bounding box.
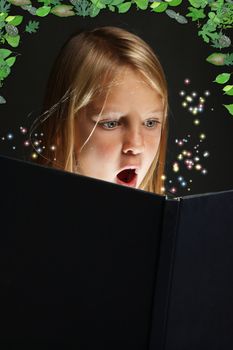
[122,128,145,155]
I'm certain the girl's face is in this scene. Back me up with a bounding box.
[74,67,164,189]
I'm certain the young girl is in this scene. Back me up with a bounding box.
[31,26,169,195]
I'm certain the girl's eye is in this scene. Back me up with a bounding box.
[99,120,119,129]
[144,119,160,128]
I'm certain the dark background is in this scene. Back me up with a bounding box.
[1,4,232,196]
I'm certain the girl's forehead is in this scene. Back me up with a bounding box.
[98,68,150,90]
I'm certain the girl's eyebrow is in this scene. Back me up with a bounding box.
[91,108,163,119]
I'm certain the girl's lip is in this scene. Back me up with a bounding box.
[115,173,138,188]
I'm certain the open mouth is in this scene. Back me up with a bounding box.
[116,169,138,187]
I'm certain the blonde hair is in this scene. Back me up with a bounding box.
[31,26,169,195]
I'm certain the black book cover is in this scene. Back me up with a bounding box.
[0,154,233,349]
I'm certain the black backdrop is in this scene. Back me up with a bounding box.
[1,4,233,196]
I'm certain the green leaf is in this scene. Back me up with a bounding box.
[135,0,148,10]
[4,33,20,47]
[0,95,6,104]
[0,64,10,79]
[101,0,113,4]
[51,4,75,16]
[117,1,131,13]
[206,52,226,66]
[90,0,106,9]
[89,4,101,16]
[110,0,123,4]
[0,0,11,11]
[108,4,115,11]
[5,15,23,26]
[151,2,168,12]
[111,0,124,4]
[25,20,39,33]
[188,0,207,8]
[166,0,182,6]
[38,0,51,5]
[0,13,8,22]
[8,0,31,5]
[223,85,233,92]
[5,56,16,67]
[224,53,233,66]
[213,73,231,84]
[0,48,12,59]
[223,104,233,116]
[186,6,205,21]
[223,86,233,96]
[36,5,51,16]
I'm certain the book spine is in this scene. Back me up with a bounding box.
[148,198,182,350]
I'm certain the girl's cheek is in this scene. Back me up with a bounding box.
[91,133,120,156]
[97,142,118,158]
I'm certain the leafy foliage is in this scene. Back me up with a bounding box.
[25,20,39,33]
[0,0,232,115]
[0,0,11,12]
[71,0,93,17]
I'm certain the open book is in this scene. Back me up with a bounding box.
[0,154,233,349]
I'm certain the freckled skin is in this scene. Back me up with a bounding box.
[74,67,164,188]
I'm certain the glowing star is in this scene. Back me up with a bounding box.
[204,90,210,96]
[7,133,13,140]
[195,164,202,170]
[20,126,27,134]
[179,90,186,96]
[182,102,188,107]
[177,154,183,160]
[178,141,183,146]
[161,186,166,192]
[184,78,190,85]
[194,119,200,125]
[161,174,166,180]
[178,176,184,181]
[186,96,193,102]
[170,187,177,193]
[173,162,179,172]
[50,145,56,151]
[191,92,197,97]
[181,181,187,187]
[202,169,208,175]
[24,140,30,146]
[31,153,38,159]
[199,133,206,140]
[203,151,209,157]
